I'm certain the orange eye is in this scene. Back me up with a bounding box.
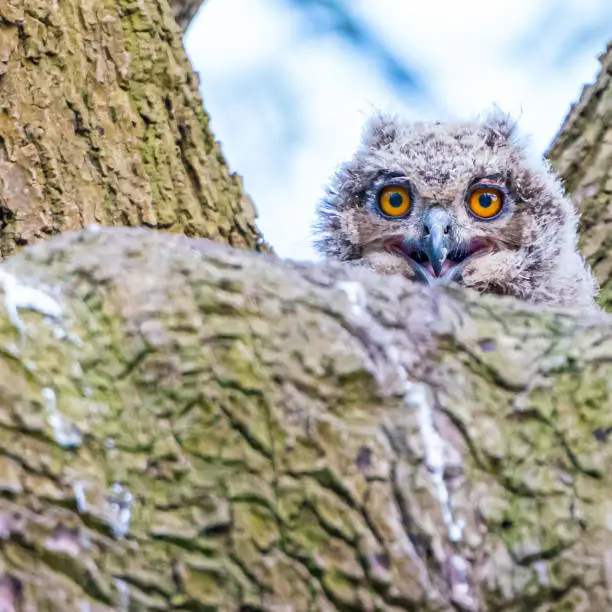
[378,185,411,218]
[468,187,504,219]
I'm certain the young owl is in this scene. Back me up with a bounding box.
[315,111,598,311]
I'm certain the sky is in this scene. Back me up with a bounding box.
[184,0,612,261]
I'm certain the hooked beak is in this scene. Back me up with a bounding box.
[420,214,450,277]
[383,207,495,285]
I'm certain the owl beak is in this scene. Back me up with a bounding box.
[386,221,493,286]
[419,208,452,277]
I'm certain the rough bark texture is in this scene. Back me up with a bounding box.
[547,42,612,310]
[0,225,611,610]
[0,0,264,258]
[171,0,205,31]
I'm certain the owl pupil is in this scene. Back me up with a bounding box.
[479,193,493,208]
[389,193,404,208]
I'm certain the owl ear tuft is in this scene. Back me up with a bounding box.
[481,107,519,148]
[362,112,399,149]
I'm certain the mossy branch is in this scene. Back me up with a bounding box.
[548,42,612,310]
[0,0,265,258]
[0,226,609,610]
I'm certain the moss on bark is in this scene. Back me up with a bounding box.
[0,226,610,610]
[0,0,265,258]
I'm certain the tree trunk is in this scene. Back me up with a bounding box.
[547,42,612,310]
[170,0,205,31]
[0,0,264,258]
[0,225,610,611]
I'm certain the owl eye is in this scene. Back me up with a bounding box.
[467,186,504,219]
[377,185,411,218]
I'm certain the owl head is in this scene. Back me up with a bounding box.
[315,110,598,310]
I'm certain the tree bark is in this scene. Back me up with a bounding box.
[170,0,205,31]
[0,0,264,258]
[547,42,612,310]
[0,225,610,610]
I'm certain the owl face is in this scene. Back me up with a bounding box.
[315,111,597,307]
[352,170,515,287]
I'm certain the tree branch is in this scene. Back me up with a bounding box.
[548,42,612,310]
[0,226,609,609]
[0,0,266,258]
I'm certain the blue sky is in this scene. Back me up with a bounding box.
[185,0,611,260]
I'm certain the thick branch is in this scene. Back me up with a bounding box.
[0,0,264,257]
[0,227,610,609]
[547,42,612,309]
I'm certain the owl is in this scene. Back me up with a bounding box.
[315,111,598,311]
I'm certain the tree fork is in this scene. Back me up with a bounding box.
[0,226,610,610]
[0,0,264,257]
